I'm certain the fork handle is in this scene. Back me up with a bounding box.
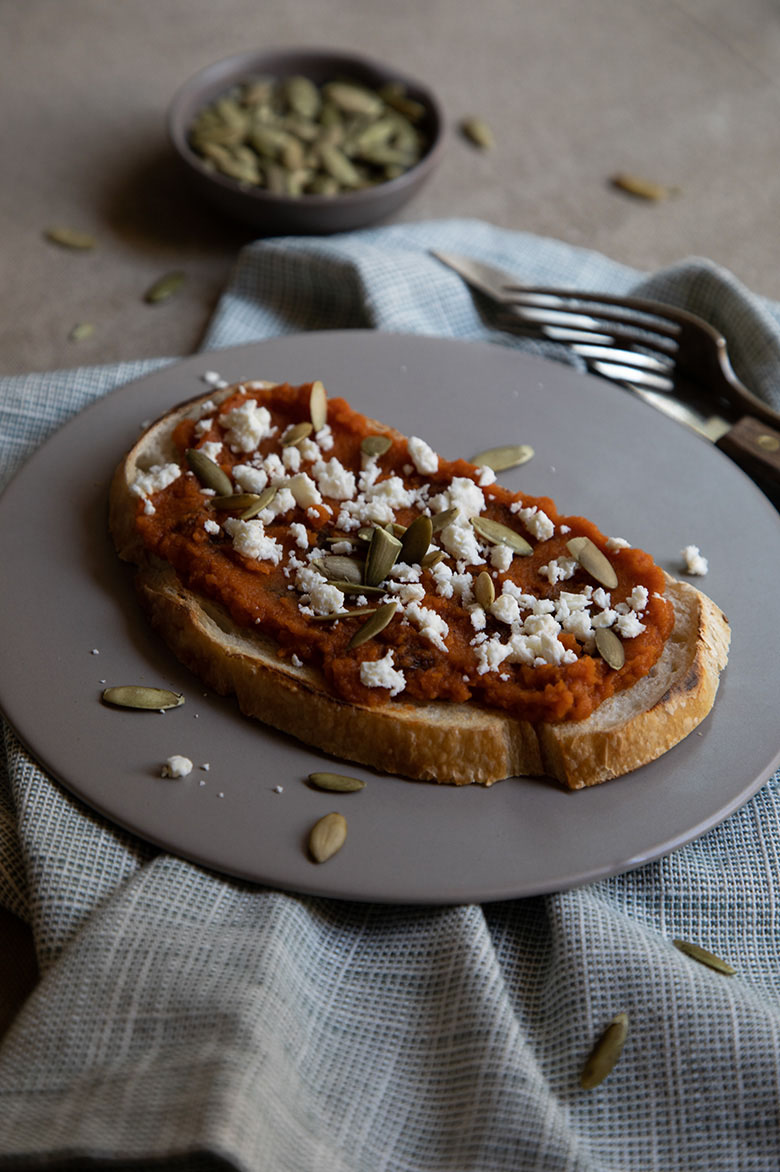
[717,415,780,487]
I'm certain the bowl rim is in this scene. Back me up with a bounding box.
[166,45,446,209]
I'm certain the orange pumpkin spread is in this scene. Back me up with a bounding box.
[133,381,674,723]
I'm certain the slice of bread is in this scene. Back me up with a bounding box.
[109,382,730,789]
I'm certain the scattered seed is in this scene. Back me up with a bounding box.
[610,172,674,201]
[143,270,186,304]
[431,506,460,533]
[673,939,736,976]
[310,607,378,621]
[471,515,533,556]
[68,322,95,342]
[240,485,277,518]
[310,380,328,430]
[595,626,625,670]
[470,443,534,472]
[347,600,398,649]
[44,226,96,250]
[580,1013,629,1089]
[308,772,366,793]
[566,536,618,589]
[400,515,433,566]
[361,434,393,458]
[365,525,402,587]
[475,570,495,609]
[210,492,262,511]
[282,420,314,447]
[186,448,233,495]
[308,811,348,862]
[102,685,184,711]
[460,116,494,149]
[421,549,445,568]
[328,580,386,596]
[318,555,365,584]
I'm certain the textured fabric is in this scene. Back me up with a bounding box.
[1,219,779,1171]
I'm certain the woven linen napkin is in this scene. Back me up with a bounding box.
[1,219,780,1171]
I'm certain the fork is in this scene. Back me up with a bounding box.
[431,250,780,487]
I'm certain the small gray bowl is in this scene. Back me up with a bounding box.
[167,47,445,235]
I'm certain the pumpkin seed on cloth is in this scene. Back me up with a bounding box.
[673,939,736,976]
[143,271,186,305]
[580,1013,629,1089]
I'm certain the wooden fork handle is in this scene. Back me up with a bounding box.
[717,415,780,487]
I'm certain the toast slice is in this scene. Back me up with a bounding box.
[109,380,730,789]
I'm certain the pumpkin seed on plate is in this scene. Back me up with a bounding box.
[308,772,366,793]
[143,270,186,304]
[102,685,184,711]
[44,226,96,250]
[308,812,348,862]
[470,443,534,472]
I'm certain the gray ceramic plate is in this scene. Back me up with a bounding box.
[1,332,779,904]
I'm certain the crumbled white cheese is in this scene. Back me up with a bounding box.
[313,457,356,500]
[430,477,485,521]
[511,504,555,542]
[440,521,484,565]
[233,464,268,494]
[194,417,213,438]
[315,424,334,452]
[298,437,322,463]
[291,654,303,668]
[161,755,193,779]
[408,435,439,475]
[405,602,449,652]
[131,462,181,499]
[290,521,309,549]
[204,519,220,536]
[538,557,578,585]
[387,582,426,605]
[295,564,328,595]
[470,606,487,631]
[330,541,353,555]
[606,536,631,550]
[288,472,322,509]
[309,581,345,616]
[681,545,708,576]
[627,585,649,612]
[477,465,497,487]
[592,587,612,611]
[616,611,646,638]
[360,650,406,696]
[221,399,274,452]
[223,517,284,564]
[490,543,514,572]
[475,636,512,675]
[491,594,521,626]
[282,444,302,473]
[388,562,422,584]
[199,440,223,464]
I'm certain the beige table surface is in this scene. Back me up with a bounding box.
[2,0,780,1038]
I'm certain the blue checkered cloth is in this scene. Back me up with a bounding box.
[1,220,780,1171]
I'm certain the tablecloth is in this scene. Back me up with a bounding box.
[1,218,780,1171]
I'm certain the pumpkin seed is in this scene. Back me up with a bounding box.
[672,939,736,976]
[310,607,378,621]
[318,555,365,584]
[431,506,460,533]
[323,81,385,117]
[282,421,314,447]
[319,142,363,187]
[470,516,533,556]
[460,116,494,149]
[566,536,618,589]
[611,172,673,201]
[400,515,433,566]
[580,1013,629,1089]
[421,549,445,568]
[309,380,328,430]
[308,772,366,792]
[68,322,95,342]
[378,82,426,122]
[44,226,96,250]
[347,600,398,649]
[143,270,186,304]
[240,485,277,518]
[470,443,534,472]
[361,434,392,459]
[210,492,262,511]
[308,812,347,862]
[328,580,386,596]
[186,448,233,495]
[102,685,184,711]
[475,570,495,609]
[365,526,402,587]
[284,75,322,119]
[595,627,625,670]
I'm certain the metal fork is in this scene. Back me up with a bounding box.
[431,250,780,486]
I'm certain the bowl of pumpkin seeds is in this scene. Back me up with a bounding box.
[167,48,445,234]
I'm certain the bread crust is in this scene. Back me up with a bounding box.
[109,384,731,789]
